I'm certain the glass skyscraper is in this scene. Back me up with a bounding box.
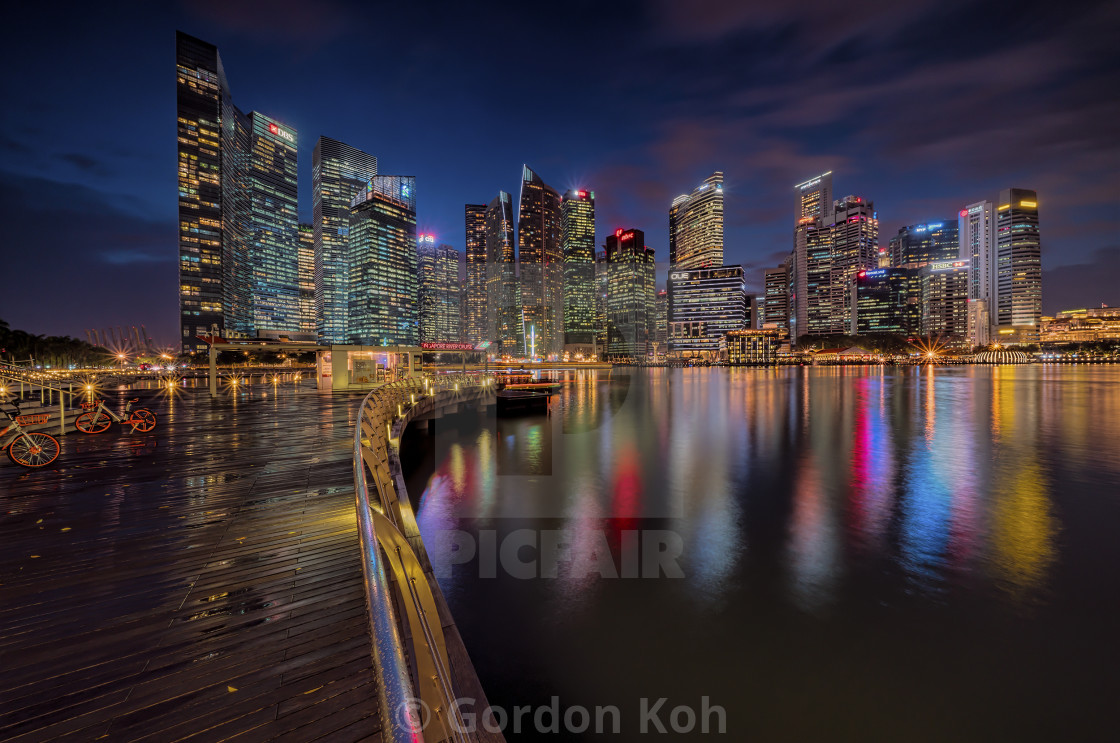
[853,268,920,335]
[603,229,656,360]
[175,31,300,352]
[827,196,878,335]
[921,259,970,343]
[889,220,959,268]
[518,166,563,357]
[463,204,488,346]
[313,137,378,344]
[667,265,747,358]
[669,172,724,269]
[995,188,1042,342]
[418,236,461,343]
[298,223,315,337]
[485,192,521,356]
[959,200,996,347]
[347,177,418,345]
[561,189,596,349]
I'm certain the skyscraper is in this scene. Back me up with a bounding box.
[853,268,920,335]
[298,223,315,337]
[313,137,378,344]
[959,200,996,347]
[995,189,1042,343]
[347,176,417,345]
[921,259,970,343]
[175,32,301,352]
[667,266,747,358]
[175,31,238,352]
[561,189,596,351]
[247,112,300,338]
[668,172,724,269]
[463,204,488,345]
[485,192,521,356]
[889,220,959,268]
[763,264,789,329]
[518,166,563,357]
[417,236,461,343]
[795,171,834,223]
[828,196,878,335]
[603,229,656,359]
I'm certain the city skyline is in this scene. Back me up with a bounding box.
[2,1,1118,343]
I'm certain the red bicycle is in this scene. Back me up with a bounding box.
[75,397,157,434]
[1,398,60,467]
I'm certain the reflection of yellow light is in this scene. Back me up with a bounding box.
[1020,200,1036,207]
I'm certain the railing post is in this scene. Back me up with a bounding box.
[59,395,65,437]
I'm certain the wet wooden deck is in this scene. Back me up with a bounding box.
[0,383,382,742]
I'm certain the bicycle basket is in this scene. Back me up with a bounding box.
[80,401,98,410]
[16,414,49,425]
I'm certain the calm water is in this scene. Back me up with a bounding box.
[405,366,1120,741]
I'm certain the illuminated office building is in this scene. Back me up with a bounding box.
[995,188,1042,343]
[561,189,596,350]
[889,220,958,268]
[418,235,461,343]
[298,223,315,337]
[654,290,668,350]
[763,264,789,330]
[852,268,920,335]
[486,192,521,356]
[959,200,996,346]
[603,229,656,359]
[347,177,417,345]
[313,137,378,344]
[920,259,970,343]
[518,166,563,357]
[790,217,833,339]
[463,204,488,345]
[594,250,608,355]
[827,195,878,335]
[795,171,834,223]
[668,266,747,358]
[175,32,303,351]
[669,172,724,269]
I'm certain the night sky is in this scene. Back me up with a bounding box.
[2,0,1117,345]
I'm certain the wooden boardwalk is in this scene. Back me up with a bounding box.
[0,383,382,742]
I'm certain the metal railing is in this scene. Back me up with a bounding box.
[0,361,87,436]
[352,373,495,743]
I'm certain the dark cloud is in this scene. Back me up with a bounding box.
[180,0,352,45]
[57,152,108,174]
[0,171,176,343]
[1043,247,1120,314]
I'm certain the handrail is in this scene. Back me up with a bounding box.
[352,372,495,743]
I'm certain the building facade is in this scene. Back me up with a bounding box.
[795,171,834,223]
[852,267,920,335]
[920,259,970,344]
[995,188,1042,343]
[763,264,789,330]
[313,137,378,344]
[486,192,521,356]
[828,196,878,335]
[668,265,748,357]
[463,204,488,345]
[726,329,781,365]
[603,229,656,360]
[298,223,315,337]
[669,172,724,269]
[959,200,996,347]
[347,176,417,346]
[889,220,959,268]
[418,236,461,344]
[561,189,596,351]
[518,166,563,357]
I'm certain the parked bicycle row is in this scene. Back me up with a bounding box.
[1,395,158,468]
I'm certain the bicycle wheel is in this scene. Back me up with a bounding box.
[75,411,111,434]
[7,432,61,467]
[129,408,157,433]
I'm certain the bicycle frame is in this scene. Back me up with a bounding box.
[0,418,35,452]
[82,398,133,424]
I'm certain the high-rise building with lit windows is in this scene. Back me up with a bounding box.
[463,204,488,345]
[788,171,835,344]
[827,195,878,335]
[561,189,596,350]
[247,112,301,338]
[795,171,833,223]
[959,200,996,347]
[518,166,563,357]
[889,220,958,269]
[668,266,747,358]
[347,177,417,345]
[485,192,521,356]
[313,137,378,344]
[418,236,461,343]
[853,268,920,335]
[603,229,656,359]
[175,31,302,351]
[995,188,1042,343]
[921,259,970,343]
[298,224,315,336]
[763,264,789,330]
[669,172,724,269]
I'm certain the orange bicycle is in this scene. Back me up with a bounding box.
[75,396,157,434]
[1,398,61,467]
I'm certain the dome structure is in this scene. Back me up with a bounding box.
[970,348,1035,364]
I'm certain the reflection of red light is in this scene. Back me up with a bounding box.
[959,209,968,217]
